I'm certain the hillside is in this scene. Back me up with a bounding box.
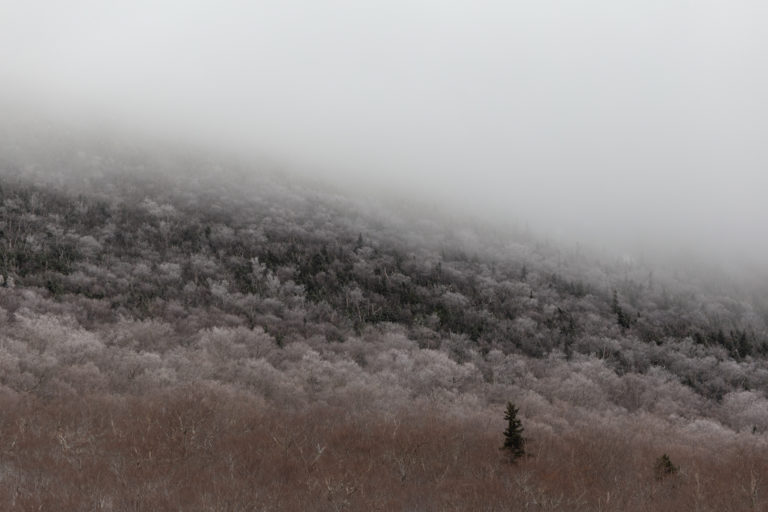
[1,139,768,510]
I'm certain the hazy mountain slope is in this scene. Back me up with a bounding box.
[1,140,767,399]
[2,139,768,510]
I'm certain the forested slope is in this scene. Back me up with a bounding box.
[1,138,768,510]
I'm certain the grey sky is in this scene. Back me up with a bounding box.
[2,1,767,263]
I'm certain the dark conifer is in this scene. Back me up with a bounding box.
[653,454,678,480]
[502,402,525,461]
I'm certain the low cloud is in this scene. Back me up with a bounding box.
[1,0,766,265]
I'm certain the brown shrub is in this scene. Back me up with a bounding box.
[0,387,764,511]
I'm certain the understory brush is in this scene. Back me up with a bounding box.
[0,387,764,511]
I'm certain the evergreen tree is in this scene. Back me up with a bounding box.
[611,289,620,314]
[612,290,631,329]
[653,453,678,480]
[502,402,525,461]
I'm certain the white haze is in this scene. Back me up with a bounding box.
[1,1,767,267]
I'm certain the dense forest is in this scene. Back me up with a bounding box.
[2,136,768,510]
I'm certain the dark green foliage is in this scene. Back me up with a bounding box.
[616,308,632,329]
[726,329,752,359]
[654,454,678,480]
[45,276,64,297]
[502,402,525,461]
[612,290,632,329]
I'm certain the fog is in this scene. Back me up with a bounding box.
[2,1,767,266]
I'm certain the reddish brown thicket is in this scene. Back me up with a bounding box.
[0,387,765,511]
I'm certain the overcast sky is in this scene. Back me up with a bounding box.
[1,1,767,263]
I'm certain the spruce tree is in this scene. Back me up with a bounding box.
[502,402,525,461]
[654,454,678,480]
[612,290,631,329]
